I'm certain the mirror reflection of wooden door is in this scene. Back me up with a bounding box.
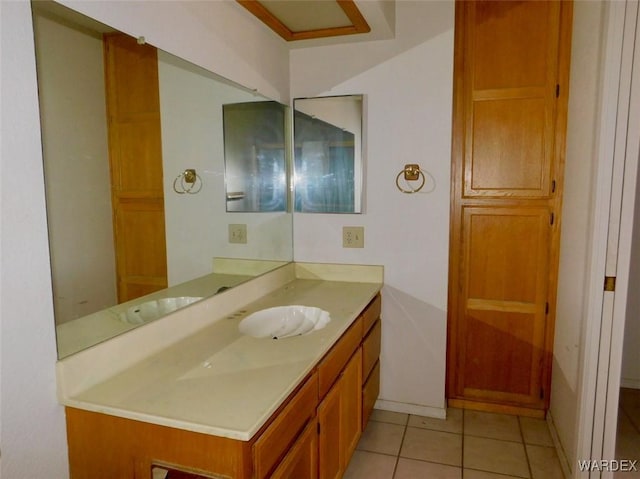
[447,0,572,415]
[103,33,167,303]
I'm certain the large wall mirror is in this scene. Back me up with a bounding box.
[293,95,364,213]
[31,1,293,358]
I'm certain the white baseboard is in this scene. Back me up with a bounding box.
[374,399,446,419]
[620,378,640,389]
[547,411,572,478]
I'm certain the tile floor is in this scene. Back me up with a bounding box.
[616,388,640,478]
[344,408,564,479]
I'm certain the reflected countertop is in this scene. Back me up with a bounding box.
[56,272,253,359]
[57,263,383,441]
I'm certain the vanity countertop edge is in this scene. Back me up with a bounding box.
[56,262,383,442]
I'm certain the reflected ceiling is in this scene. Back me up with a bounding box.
[237,0,371,41]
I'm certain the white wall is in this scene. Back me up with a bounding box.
[33,10,117,325]
[621,148,640,389]
[0,2,70,476]
[0,1,290,477]
[549,1,607,471]
[57,0,290,102]
[290,1,454,415]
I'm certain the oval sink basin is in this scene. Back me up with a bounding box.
[119,296,203,325]
[238,305,331,339]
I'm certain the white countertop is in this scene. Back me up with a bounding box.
[59,264,382,441]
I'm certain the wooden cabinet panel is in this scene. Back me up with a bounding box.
[318,348,363,479]
[461,1,562,198]
[362,360,380,431]
[318,316,362,398]
[341,348,362,463]
[254,374,318,479]
[271,419,318,479]
[464,207,550,304]
[469,98,548,194]
[66,407,252,479]
[470,1,559,91]
[103,33,167,303]
[448,0,572,414]
[114,119,164,192]
[318,379,342,479]
[362,319,381,381]
[362,294,381,335]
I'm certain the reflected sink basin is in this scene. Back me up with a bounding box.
[238,306,331,339]
[119,296,203,325]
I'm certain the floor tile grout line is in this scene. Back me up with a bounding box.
[390,416,410,479]
[461,408,466,479]
[518,416,534,479]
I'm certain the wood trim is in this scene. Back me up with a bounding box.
[447,398,545,419]
[237,0,370,42]
[466,299,538,314]
[446,0,468,403]
[541,0,573,411]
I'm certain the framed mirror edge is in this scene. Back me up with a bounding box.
[293,94,365,214]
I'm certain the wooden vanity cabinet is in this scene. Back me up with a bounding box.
[318,348,362,479]
[65,294,382,479]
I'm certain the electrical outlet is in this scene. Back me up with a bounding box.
[343,226,364,248]
[228,224,247,244]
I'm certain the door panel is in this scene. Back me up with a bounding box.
[470,1,558,91]
[104,33,167,303]
[462,1,561,198]
[469,98,548,194]
[464,207,550,303]
[457,206,549,404]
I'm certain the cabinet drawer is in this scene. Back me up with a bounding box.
[318,316,363,399]
[362,360,380,431]
[362,319,381,382]
[253,373,318,479]
[362,294,381,336]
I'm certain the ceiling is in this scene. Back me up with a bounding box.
[237,0,396,47]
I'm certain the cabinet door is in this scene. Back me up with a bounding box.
[318,348,363,479]
[318,380,342,479]
[271,419,318,479]
[456,206,550,405]
[341,348,362,465]
[461,0,561,199]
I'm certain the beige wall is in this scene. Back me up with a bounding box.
[621,149,640,388]
[33,11,117,325]
[550,1,607,472]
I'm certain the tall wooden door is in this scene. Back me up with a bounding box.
[447,1,572,415]
[103,33,168,303]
